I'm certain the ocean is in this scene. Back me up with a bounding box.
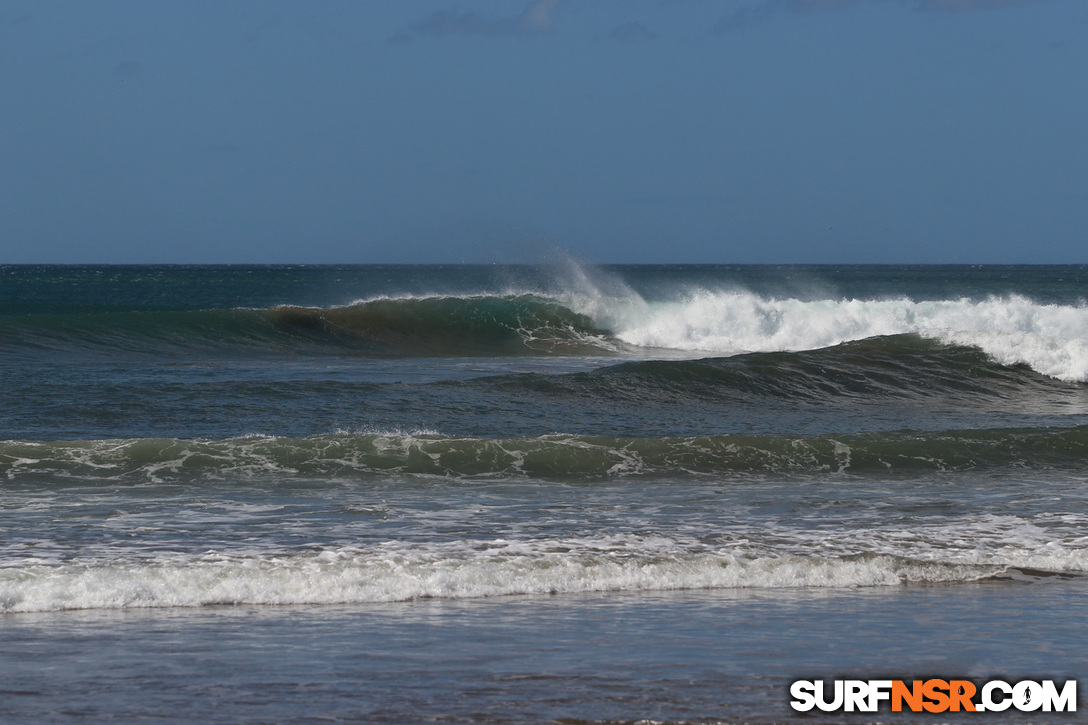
[1,263,1086,723]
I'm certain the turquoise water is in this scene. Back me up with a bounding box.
[2,264,1087,722]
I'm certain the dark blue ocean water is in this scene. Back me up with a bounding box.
[2,264,1087,723]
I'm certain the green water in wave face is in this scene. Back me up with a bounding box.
[4,264,1088,440]
[3,265,1088,723]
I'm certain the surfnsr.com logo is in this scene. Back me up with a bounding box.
[790,679,1077,713]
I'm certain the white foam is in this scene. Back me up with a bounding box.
[570,291,1088,382]
[284,272,1088,383]
[941,330,1088,382]
[3,532,1085,613]
[327,275,1088,381]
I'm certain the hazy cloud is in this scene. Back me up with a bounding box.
[410,0,567,38]
[611,21,659,41]
[789,0,870,10]
[914,0,1048,12]
[517,0,565,30]
[718,0,867,32]
[715,2,782,33]
[717,0,1052,31]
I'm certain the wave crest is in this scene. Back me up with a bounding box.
[6,288,1088,380]
[589,291,1088,381]
[270,295,615,355]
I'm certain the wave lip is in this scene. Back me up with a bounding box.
[6,427,1088,482]
[269,295,619,355]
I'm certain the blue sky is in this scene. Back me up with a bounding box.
[1,0,1085,263]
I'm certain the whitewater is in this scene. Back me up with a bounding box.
[3,265,1087,724]
[562,288,1088,381]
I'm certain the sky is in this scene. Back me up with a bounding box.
[1,0,1086,264]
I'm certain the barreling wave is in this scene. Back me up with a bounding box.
[5,289,1088,380]
[5,426,1088,482]
[269,296,620,355]
[0,295,616,357]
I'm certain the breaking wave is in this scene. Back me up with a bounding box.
[4,289,1088,380]
[3,535,1085,613]
[586,290,1088,382]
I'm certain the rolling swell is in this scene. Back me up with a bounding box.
[5,426,1088,482]
[476,334,1085,409]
